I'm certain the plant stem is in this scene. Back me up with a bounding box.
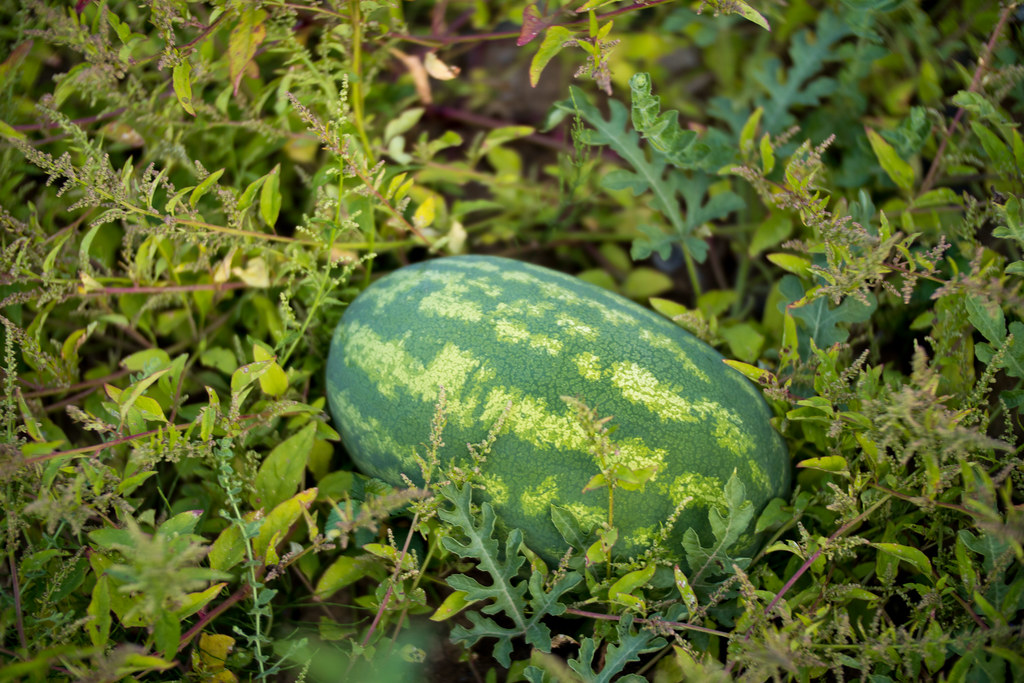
[349,0,374,164]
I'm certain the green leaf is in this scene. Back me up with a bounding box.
[86,575,111,648]
[172,62,196,116]
[873,542,933,577]
[315,555,372,599]
[748,214,792,256]
[153,609,180,660]
[673,565,698,615]
[797,455,848,472]
[190,168,225,208]
[965,295,1005,345]
[778,275,876,350]
[550,504,592,551]
[176,582,228,620]
[430,590,477,621]
[253,488,317,562]
[384,107,424,144]
[739,107,763,156]
[557,85,741,264]
[683,470,754,581]
[439,483,582,667]
[866,127,914,191]
[260,165,281,228]
[208,523,246,573]
[719,322,765,363]
[723,359,772,384]
[621,267,672,300]
[252,422,315,511]
[730,0,771,31]
[530,26,574,88]
[567,615,666,683]
[0,118,26,141]
[607,563,656,603]
[253,344,288,396]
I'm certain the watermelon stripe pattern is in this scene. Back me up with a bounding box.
[327,255,790,563]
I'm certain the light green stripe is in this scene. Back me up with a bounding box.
[341,321,493,427]
[520,476,562,517]
[610,361,753,455]
[658,472,725,508]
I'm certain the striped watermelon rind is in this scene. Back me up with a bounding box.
[327,255,790,564]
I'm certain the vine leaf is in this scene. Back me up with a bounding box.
[682,470,754,584]
[566,614,666,682]
[778,275,876,351]
[556,86,742,264]
[438,483,582,667]
[751,10,853,132]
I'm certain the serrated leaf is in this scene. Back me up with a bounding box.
[965,295,1005,345]
[172,62,196,116]
[439,483,581,667]
[683,470,754,581]
[778,275,877,349]
[530,26,574,87]
[567,615,666,683]
[557,86,739,265]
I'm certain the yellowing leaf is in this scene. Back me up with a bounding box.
[413,195,436,229]
[229,7,267,95]
[424,52,460,80]
[530,26,573,88]
[232,256,269,288]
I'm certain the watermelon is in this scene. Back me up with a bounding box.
[326,255,790,564]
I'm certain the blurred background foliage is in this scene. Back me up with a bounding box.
[1,0,1022,680]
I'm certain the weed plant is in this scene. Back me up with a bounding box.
[0,0,1022,680]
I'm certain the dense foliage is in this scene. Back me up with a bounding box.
[0,0,1021,680]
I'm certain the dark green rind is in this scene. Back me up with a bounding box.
[326,255,790,564]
